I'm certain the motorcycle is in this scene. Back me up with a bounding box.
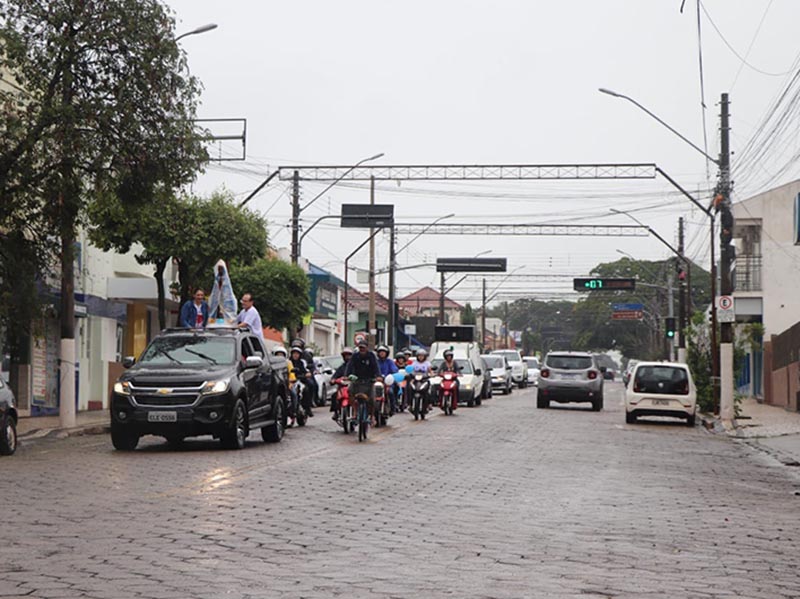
[438,371,459,416]
[407,368,431,421]
[332,377,355,434]
[392,371,407,412]
[373,374,395,428]
[289,379,309,427]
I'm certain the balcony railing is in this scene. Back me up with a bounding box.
[735,255,762,292]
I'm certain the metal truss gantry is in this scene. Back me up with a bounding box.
[278,163,657,181]
[392,223,648,236]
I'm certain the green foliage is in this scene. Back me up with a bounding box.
[686,311,714,413]
[176,191,268,305]
[229,258,310,332]
[462,303,476,325]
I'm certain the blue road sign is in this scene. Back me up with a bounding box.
[612,303,644,312]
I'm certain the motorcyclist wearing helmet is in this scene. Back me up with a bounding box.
[289,345,314,418]
[395,352,408,369]
[293,338,320,407]
[375,345,398,413]
[331,346,353,419]
[412,348,432,374]
[438,348,460,409]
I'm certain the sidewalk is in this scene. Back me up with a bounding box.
[731,397,800,466]
[17,410,110,441]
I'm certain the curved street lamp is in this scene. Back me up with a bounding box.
[175,23,218,42]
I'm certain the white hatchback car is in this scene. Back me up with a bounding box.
[625,361,696,426]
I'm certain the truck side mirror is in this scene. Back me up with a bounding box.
[122,356,136,368]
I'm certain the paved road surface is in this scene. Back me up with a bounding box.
[3,383,800,598]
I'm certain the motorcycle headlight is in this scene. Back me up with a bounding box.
[113,381,130,395]
[202,379,229,395]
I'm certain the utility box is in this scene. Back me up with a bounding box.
[435,325,476,343]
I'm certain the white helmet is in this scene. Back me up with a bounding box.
[272,346,287,357]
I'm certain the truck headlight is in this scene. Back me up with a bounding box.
[113,381,130,395]
[202,380,229,395]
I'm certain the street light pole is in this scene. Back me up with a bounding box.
[175,23,218,42]
[343,230,381,347]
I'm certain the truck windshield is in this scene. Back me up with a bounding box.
[431,359,473,374]
[139,336,236,366]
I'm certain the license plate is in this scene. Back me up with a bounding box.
[560,373,578,380]
[652,399,670,406]
[147,411,177,422]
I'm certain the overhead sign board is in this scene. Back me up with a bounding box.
[612,303,644,312]
[340,204,394,228]
[573,278,636,292]
[436,257,507,273]
[716,295,735,323]
[611,310,644,321]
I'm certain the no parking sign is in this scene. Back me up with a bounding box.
[717,295,735,323]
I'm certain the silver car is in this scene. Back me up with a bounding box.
[537,351,604,411]
[481,354,513,395]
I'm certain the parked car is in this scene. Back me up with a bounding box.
[481,354,513,395]
[523,356,540,386]
[622,360,639,386]
[110,327,288,451]
[314,357,338,405]
[0,377,18,456]
[430,357,483,407]
[625,361,696,426]
[537,351,604,411]
[491,349,529,387]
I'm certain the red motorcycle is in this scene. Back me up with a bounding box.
[438,371,459,416]
[333,378,354,434]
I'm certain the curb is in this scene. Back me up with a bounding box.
[18,423,110,443]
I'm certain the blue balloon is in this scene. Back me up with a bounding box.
[405,365,414,374]
[393,372,406,383]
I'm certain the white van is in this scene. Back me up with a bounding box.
[429,341,484,406]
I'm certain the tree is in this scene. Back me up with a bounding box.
[1,0,206,423]
[87,189,268,330]
[87,189,184,331]
[462,303,476,325]
[174,191,269,313]
[229,258,310,332]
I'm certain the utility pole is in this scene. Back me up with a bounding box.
[718,93,735,422]
[667,270,675,362]
[503,301,509,349]
[677,217,687,363]
[387,225,396,348]
[368,176,377,347]
[290,170,300,264]
[481,278,487,350]
[439,272,446,324]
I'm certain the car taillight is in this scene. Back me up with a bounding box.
[540,369,550,378]
[633,382,642,392]
[588,370,597,380]
[680,382,689,395]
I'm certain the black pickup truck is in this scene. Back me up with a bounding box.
[110,327,288,451]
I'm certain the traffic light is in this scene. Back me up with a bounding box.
[665,317,676,339]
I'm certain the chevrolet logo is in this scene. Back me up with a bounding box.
[157,388,172,395]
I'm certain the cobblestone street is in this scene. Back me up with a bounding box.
[4,383,800,598]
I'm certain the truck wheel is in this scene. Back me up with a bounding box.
[262,398,285,443]
[221,399,248,449]
[111,424,139,451]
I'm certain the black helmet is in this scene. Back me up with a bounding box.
[290,346,302,356]
[395,352,406,361]
[292,338,306,350]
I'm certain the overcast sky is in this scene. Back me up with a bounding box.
[165,0,800,306]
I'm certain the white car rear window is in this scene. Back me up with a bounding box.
[634,366,689,395]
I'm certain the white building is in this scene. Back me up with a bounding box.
[732,179,800,402]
